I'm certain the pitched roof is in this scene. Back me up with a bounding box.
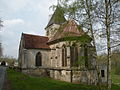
[48,20,85,44]
[22,33,50,49]
[45,6,66,28]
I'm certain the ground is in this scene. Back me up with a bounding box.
[4,68,120,90]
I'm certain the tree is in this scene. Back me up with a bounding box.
[54,0,101,88]
[0,19,3,58]
[0,43,3,58]
[57,0,99,60]
[52,0,120,89]
[0,19,3,29]
[95,0,120,89]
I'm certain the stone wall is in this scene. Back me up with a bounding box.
[49,69,71,82]
[19,34,107,85]
[98,65,107,84]
[22,68,49,77]
[45,24,60,39]
[72,70,98,85]
[21,49,50,69]
[49,69,98,85]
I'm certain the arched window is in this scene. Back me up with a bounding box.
[35,52,42,66]
[62,45,67,67]
[70,44,78,67]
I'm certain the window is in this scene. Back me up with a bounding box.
[84,44,88,68]
[101,70,105,77]
[35,52,42,66]
[70,44,78,67]
[62,45,67,67]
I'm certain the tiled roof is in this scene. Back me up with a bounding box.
[23,33,50,49]
[48,20,85,43]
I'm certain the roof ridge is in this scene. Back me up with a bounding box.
[22,33,50,49]
[22,33,48,38]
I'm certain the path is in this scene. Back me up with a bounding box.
[0,66,6,90]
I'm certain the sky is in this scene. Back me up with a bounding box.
[0,0,57,58]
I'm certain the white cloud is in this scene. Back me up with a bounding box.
[0,0,29,12]
[4,19,25,27]
[0,0,57,13]
[0,0,57,58]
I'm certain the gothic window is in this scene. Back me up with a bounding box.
[35,52,42,66]
[84,44,88,68]
[70,44,78,67]
[62,45,67,67]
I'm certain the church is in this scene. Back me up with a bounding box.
[18,6,107,85]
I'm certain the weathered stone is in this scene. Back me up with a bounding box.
[18,10,108,85]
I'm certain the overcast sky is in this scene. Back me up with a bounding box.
[0,0,57,58]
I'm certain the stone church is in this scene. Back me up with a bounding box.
[18,6,107,85]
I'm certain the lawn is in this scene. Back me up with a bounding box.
[7,69,120,90]
[111,69,120,84]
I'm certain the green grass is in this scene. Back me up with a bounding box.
[7,69,120,90]
[111,69,120,84]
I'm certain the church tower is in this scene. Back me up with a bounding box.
[45,5,66,39]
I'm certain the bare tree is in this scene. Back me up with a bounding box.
[0,19,3,58]
[0,43,3,58]
[95,0,120,89]
[58,0,98,51]
[52,0,120,89]
[0,19,3,29]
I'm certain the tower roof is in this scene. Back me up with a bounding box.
[45,6,66,28]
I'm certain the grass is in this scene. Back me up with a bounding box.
[111,69,120,84]
[7,69,120,90]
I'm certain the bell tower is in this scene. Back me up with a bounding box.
[45,4,66,39]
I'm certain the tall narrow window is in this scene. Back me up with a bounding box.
[70,44,78,67]
[36,52,42,66]
[101,70,105,77]
[84,44,88,68]
[62,45,67,67]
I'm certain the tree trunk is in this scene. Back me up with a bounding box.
[85,1,101,89]
[105,0,112,89]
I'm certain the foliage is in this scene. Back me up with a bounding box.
[0,56,16,66]
[97,51,120,75]
[77,56,85,68]
[115,64,120,75]
[61,35,92,44]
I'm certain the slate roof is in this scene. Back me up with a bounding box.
[48,20,85,44]
[22,33,50,49]
[45,6,66,28]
